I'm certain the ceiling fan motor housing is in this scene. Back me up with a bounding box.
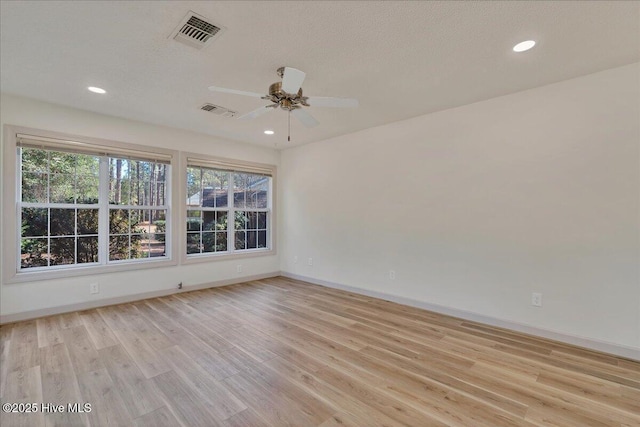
[268,82,306,110]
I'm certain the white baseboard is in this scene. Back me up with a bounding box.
[280,272,640,361]
[0,271,280,324]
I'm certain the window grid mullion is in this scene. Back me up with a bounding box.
[228,172,235,253]
[98,156,110,265]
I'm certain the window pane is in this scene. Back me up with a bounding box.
[21,148,48,172]
[152,210,167,241]
[50,237,75,265]
[247,212,257,230]
[49,152,76,174]
[129,209,145,234]
[50,208,75,236]
[109,209,129,234]
[151,235,165,257]
[75,154,100,176]
[77,209,98,235]
[233,173,247,208]
[109,235,130,260]
[258,212,267,229]
[50,173,74,203]
[203,211,216,231]
[78,236,98,264]
[258,230,267,248]
[246,231,257,249]
[187,232,201,254]
[247,176,268,209]
[234,211,246,230]
[216,211,228,230]
[235,231,246,250]
[21,238,49,268]
[129,179,141,205]
[214,171,229,208]
[22,208,48,237]
[131,235,149,259]
[187,210,201,232]
[202,232,215,253]
[111,159,132,205]
[187,167,202,207]
[22,172,48,203]
[216,232,227,251]
[76,175,99,204]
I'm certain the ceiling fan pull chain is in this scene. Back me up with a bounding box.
[288,109,291,142]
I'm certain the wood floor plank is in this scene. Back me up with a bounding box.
[61,326,102,374]
[36,316,64,348]
[58,312,82,330]
[5,321,38,374]
[153,370,223,427]
[79,309,118,350]
[39,343,88,427]
[162,345,247,420]
[98,344,165,418]
[76,368,133,427]
[222,408,272,427]
[222,372,323,427]
[262,356,405,427]
[0,324,12,398]
[97,307,170,378]
[1,277,637,426]
[133,406,184,427]
[0,366,44,427]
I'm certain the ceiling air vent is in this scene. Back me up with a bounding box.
[170,11,225,49]
[200,103,236,118]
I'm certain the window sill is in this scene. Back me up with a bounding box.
[181,248,277,265]
[5,257,178,284]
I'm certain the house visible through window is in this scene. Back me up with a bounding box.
[18,143,171,271]
[186,166,271,255]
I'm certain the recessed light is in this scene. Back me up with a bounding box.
[513,40,536,53]
[264,130,274,135]
[87,86,107,94]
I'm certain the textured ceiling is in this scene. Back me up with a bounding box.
[1,1,638,149]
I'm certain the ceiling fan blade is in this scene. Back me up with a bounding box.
[238,105,276,120]
[281,67,306,94]
[291,108,319,128]
[208,86,265,98]
[306,96,359,108]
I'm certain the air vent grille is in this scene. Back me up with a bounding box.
[171,11,225,49]
[200,103,236,118]
[181,16,220,43]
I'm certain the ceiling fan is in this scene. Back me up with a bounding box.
[209,66,358,141]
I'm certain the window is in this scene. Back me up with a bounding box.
[108,158,169,261]
[185,157,273,257]
[20,148,101,268]
[9,130,175,279]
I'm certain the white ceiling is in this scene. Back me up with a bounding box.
[1,1,638,149]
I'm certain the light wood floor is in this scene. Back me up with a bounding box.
[1,277,638,427]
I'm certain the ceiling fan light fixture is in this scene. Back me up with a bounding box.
[264,130,274,135]
[513,40,536,52]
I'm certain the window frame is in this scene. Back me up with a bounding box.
[181,152,277,264]
[2,125,180,284]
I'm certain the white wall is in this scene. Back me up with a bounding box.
[280,63,640,351]
[0,94,280,319]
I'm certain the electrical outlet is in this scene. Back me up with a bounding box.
[293,256,298,264]
[308,257,313,266]
[532,292,542,307]
[90,283,99,294]
[236,265,243,273]
[389,270,396,280]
